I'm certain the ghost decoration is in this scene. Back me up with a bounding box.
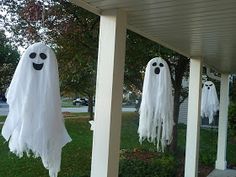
[138,57,174,152]
[1,42,72,177]
[201,81,219,124]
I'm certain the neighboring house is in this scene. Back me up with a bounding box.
[178,98,188,124]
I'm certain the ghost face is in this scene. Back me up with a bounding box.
[151,60,165,75]
[29,51,47,71]
[204,81,214,90]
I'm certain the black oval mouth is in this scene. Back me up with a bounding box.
[154,67,160,74]
[207,87,210,90]
[33,62,44,70]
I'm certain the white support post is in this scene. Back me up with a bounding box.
[90,9,127,177]
[215,74,230,170]
[184,58,203,177]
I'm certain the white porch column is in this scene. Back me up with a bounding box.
[90,9,127,177]
[184,58,203,177]
[215,74,230,170]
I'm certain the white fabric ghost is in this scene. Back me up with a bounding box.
[201,81,219,124]
[1,42,72,177]
[138,57,174,152]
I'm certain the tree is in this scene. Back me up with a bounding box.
[46,2,99,119]
[229,75,236,139]
[0,30,19,98]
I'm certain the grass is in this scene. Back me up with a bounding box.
[0,116,5,122]
[178,124,236,165]
[0,116,93,177]
[0,112,235,177]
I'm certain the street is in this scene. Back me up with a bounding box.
[0,102,136,116]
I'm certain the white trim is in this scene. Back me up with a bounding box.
[90,9,127,177]
[184,58,203,177]
[215,74,230,170]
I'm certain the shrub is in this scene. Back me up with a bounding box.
[199,147,216,165]
[119,149,176,177]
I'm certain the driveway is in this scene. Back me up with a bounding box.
[0,102,9,116]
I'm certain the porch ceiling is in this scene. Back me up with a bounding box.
[71,0,236,74]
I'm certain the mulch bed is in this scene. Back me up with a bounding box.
[228,164,236,170]
[176,156,214,177]
[122,149,159,162]
[63,112,90,119]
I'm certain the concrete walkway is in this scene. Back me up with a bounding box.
[207,169,236,177]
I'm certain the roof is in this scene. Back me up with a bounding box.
[71,0,236,73]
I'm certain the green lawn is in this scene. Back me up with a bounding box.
[0,113,235,177]
[0,116,6,122]
[0,115,93,177]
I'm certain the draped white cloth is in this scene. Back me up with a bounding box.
[138,57,174,152]
[201,81,219,124]
[1,42,72,177]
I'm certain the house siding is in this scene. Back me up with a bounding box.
[178,98,188,124]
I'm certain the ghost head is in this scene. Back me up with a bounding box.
[1,42,72,177]
[201,81,219,124]
[29,50,47,70]
[138,57,174,152]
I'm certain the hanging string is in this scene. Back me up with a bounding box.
[42,2,45,28]
[158,44,161,57]
[40,1,46,42]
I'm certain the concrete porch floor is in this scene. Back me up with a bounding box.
[207,169,236,177]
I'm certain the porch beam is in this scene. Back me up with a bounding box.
[215,74,230,170]
[90,9,127,177]
[184,58,203,177]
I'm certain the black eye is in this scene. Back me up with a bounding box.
[40,53,47,60]
[29,52,36,59]
[209,84,213,86]
[152,62,157,66]
[205,84,208,87]
[159,63,164,67]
